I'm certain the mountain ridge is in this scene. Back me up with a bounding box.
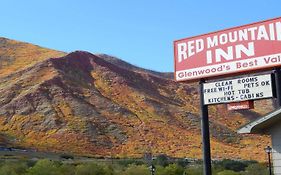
[96,53,174,79]
[0,37,272,160]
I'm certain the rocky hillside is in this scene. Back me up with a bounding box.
[0,37,273,160]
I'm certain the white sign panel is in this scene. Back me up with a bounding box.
[203,74,273,105]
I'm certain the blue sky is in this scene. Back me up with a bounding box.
[0,0,280,72]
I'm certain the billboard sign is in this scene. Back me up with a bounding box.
[174,17,281,82]
[203,74,273,105]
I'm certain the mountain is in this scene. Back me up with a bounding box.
[0,37,66,78]
[0,37,273,160]
[96,54,174,79]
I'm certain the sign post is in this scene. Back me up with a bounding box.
[274,68,281,107]
[200,79,212,175]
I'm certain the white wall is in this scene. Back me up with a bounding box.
[270,121,281,175]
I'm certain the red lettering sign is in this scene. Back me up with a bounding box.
[174,17,281,82]
[227,101,254,110]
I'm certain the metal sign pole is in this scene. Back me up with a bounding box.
[275,68,281,107]
[199,79,212,175]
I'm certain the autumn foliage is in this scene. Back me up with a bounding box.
[0,37,272,161]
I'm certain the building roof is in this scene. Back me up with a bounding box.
[238,107,281,134]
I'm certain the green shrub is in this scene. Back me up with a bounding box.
[75,163,113,175]
[117,159,144,167]
[219,159,247,172]
[175,159,189,167]
[154,154,169,167]
[0,157,267,175]
[241,163,269,175]
[58,164,75,175]
[25,159,60,175]
[156,164,184,175]
[121,164,150,175]
[0,161,28,175]
[217,170,241,175]
[185,165,203,175]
